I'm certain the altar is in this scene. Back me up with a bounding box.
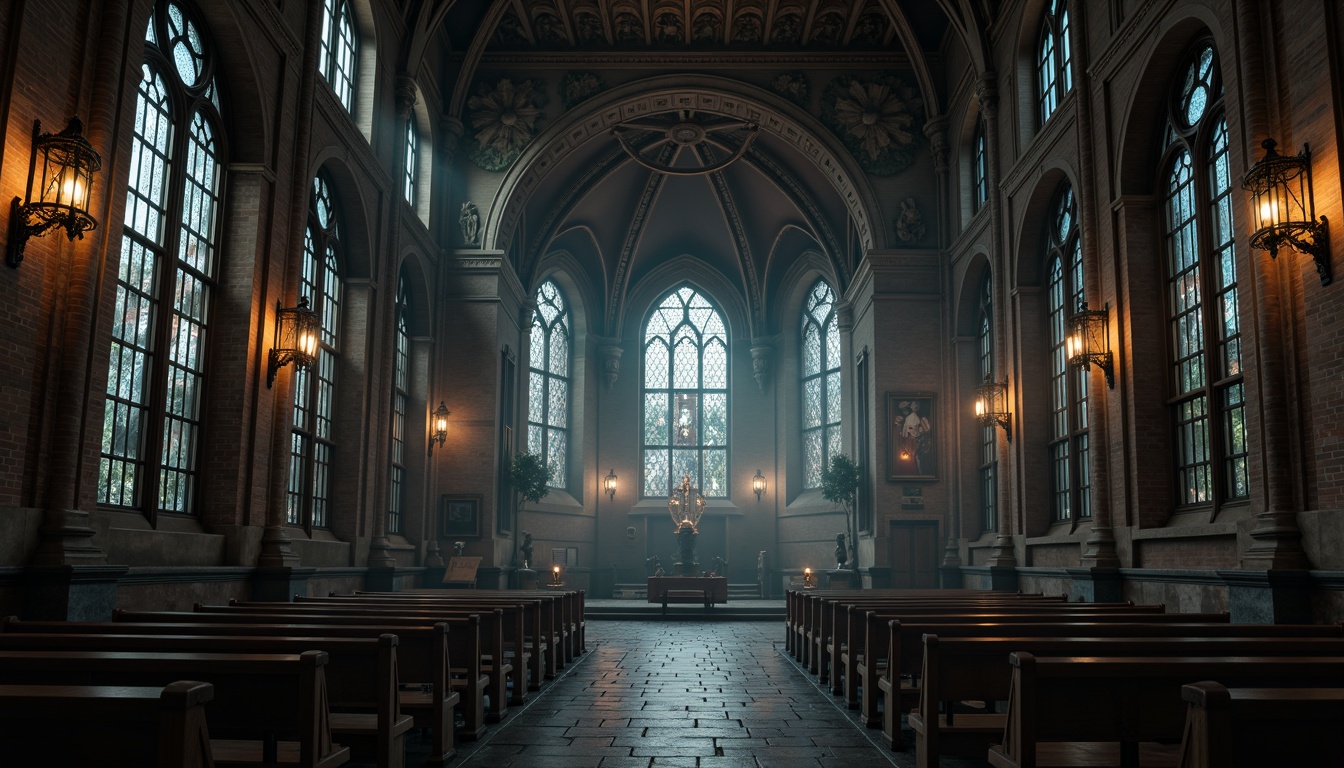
[647,576,728,609]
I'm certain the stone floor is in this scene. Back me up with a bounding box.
[406,619,968,768]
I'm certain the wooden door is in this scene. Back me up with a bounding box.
[887,521,939,588]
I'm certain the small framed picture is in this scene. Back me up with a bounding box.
[440,494,483,538]
[886,392,937,482]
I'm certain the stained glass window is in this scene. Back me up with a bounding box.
[100,0,223,520]
[973,122,988,213]
[1045,185,1091,522]
[979,273,997,533]
[388,276,409,535]
[319,0,358,113]
[1160,41,1246,509]
[288,172,343,529]
[801,280,841,489]
[403,118,417,205]
[643,287,729,497]
[1037,0,1073,126]
[529,280,570,488]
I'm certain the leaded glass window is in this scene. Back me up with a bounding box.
[288,172,343,529]
[319,0,358,113]
[1045,185,1091,522]
[973,122,988,213]
[978,273,997,533]
[1037,0,1073,126]
[403,118,417,205]
[388,276,409,535]
[1160,40,1247,509]
[528,280,570,489]
[100,0,223,520]
[801,280,841,489]
[642,287,729,498]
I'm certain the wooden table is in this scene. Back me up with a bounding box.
[647,576,728,611]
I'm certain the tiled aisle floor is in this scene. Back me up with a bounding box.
[448,620,903,768]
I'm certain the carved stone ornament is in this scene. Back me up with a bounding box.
[896,197,926,243]
[822,74,925,176]
[750,344,773,393]
[459,201,481,247]
[598,344,623,390]
[467,78,545,172]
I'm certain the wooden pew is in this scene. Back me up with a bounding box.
[7,614,481,761]
[834,602,1176,708]
[0,631,414,768]
[862,611,1236,736]
[1176,682,1344,768]
[0,681,215,768]
[207,601,524,714]
[908,635,1344,768]
[987,654,1344,768]
[873,617,1333,749]
[784,589,1002,656]
[0,649,350,768]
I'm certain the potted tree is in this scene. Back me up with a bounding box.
[821,453,862,588]
[507,451,551,588]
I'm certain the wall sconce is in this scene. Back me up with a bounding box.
[752,469,766,501]
[550,565,563,586]
[1242,138,1331,286]
[604,468,618,501]
[428,401,450,455]
[7,118,102,269]
[803,567,814,588]
[1066,301,1115,389]
[974,375,1012,442]
[266,296,320,388]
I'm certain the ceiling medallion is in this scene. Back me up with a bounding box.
[611,110,759,176]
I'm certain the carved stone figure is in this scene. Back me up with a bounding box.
[896,197,926,242]
[835,533,848,569]
[520,531,534,569]
[459,201,480,246]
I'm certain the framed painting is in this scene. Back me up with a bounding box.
[886,392,937,482]
[441,494,483,538]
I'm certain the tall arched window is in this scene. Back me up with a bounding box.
[1036,0,1073,125]
[1045,185,1091,521]
[319,0,358,113]
[388,275,409,535]
[801,280,841,489]
[972,121,988,213]
[403,119,418,205]
[643,287,729,498]
[288,172,343,529]
[978,273,997,533]
[1160,40,1247,509]
[99,1,224,521]
[528,280,570,488]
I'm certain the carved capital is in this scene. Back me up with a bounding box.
[440,116,465,161]
[749,344,773,393]
[975,72,999,117]
[923,115,949,174]
[395,73,418,121]
[598,344,624,391]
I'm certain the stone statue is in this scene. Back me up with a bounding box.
[520,531,534,569]
[835,533,848,569]
[459,201,481,247]
[452,541,466,557]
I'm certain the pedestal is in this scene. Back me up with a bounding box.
[825,569,858,589]
[516,568,539,590]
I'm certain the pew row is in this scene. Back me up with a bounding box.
[1176,682,1344,768]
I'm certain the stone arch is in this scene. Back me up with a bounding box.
[308,150,375,280]
[409,81,434,227]
[1012,164,1081,290]
[349,0,379,141]
[1011,0,1063,151]
[482,75,888,255]
[623,255,751,346]
[954,91,985,231]
[395,248,434,334]
[173,0,270,164]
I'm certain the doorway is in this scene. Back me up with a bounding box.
[887,520,939,588]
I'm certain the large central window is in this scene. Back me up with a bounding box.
[642,287,729,498]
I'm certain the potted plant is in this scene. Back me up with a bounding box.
[507,451,552,571]
[821,453,862,578]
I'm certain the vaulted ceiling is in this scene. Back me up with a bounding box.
[440,0,959,337]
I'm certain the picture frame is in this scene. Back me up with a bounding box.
[886,392,937,482]
[440,494,483,538]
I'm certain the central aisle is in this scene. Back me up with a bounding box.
[453,619,901,768]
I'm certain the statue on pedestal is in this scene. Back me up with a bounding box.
[520,531,534,570]
[835,533,848,569]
